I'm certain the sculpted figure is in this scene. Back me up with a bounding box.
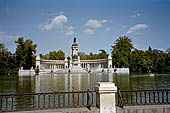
[73,37,76,43]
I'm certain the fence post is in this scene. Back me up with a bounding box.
[95,82,117,113]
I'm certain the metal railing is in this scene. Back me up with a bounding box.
[2,87,170,112]
[0,89,96,112]
[117,89,170,107]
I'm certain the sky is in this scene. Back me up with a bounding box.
[0,0,170,56]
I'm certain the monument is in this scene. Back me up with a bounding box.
[69,37,87,73]
[19,37,130,75]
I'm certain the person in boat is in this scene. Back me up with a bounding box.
[148,71,154,76]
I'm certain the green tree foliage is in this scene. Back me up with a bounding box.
[42,50,65,60]
[78,52,87,60]
[40,53,49,59]
[165,47,170,71]
[111,36,170,73]
[55,50,65,60]
[98,49,109,59]
[152,49,166,72]
[15,37,37,69]
[129,47,170,73]
[49,51,58,60]
[0,43,17,75]
[78,50,108,60]
[0,43,10,75]
[130,49,147,72]
[1,36,170,75]
[111,36,134,68]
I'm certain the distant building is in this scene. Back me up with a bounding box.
[19,37,129,75]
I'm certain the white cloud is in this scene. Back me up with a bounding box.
[39,14,68,30]
[85,19,101,28]
[67,26,74,30]
[85,19,108,28]
[0,32,19,50]
[65,30,75,36]
[83,29,94,35]
[131,13,141,18]
[121,25,127,29]
[0,32,18,41]
[102,19,108,23]
[105,27,110,32]
[126,24,149,34]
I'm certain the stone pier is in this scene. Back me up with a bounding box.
[95,82,117,113]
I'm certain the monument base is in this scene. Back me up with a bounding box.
[69,66,87,73]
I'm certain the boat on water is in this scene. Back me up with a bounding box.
[148,72,155,76]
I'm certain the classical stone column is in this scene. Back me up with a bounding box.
[95,82,117,113]
[78,56,81,66]
[54,65,56,69]
[70,56,72,68]
[108,56,112,68]
[64,58,68,68]
[36,56,41,69]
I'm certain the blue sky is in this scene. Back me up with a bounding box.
[0,0,170,56]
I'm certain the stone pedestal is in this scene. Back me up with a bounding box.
[95,82,117,113]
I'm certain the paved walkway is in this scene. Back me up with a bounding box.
[117,105,170,113]
[6,107,99,113]
[6,105,170,113]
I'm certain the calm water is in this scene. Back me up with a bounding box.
[1,73,170,94]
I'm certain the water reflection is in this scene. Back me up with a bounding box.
[17,76,35,93]
[114,74,130,90]
[1,73,170,94]
[18,73,115,93]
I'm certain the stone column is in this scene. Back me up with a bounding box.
[108,56,112,68]
[95,82,117,113]
[70,56,72,68]
[64,58,68,68]
[78,56,81,66]
[36,56,41,69]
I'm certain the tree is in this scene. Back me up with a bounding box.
[111,36,134,68]
[40,53,49,59]
[164,47,170,71]
[165,50,170,71]
[98,49,109,59]
[78,52,87,60]
[49,51,58,60]
[56,50,65,60]
[166,47,170,54]
[43,50,65,60]
[130,49,145,72]
[0,43,17,75]
[84,50,108,60]
[152,49,166,72]
[15,37,37,69]
[0,43,10,75]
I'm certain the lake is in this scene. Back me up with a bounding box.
[1,73,170,94]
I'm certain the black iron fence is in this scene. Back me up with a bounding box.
[2,88,170,112]
[0,89,96,112]
[117,89,170,107]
